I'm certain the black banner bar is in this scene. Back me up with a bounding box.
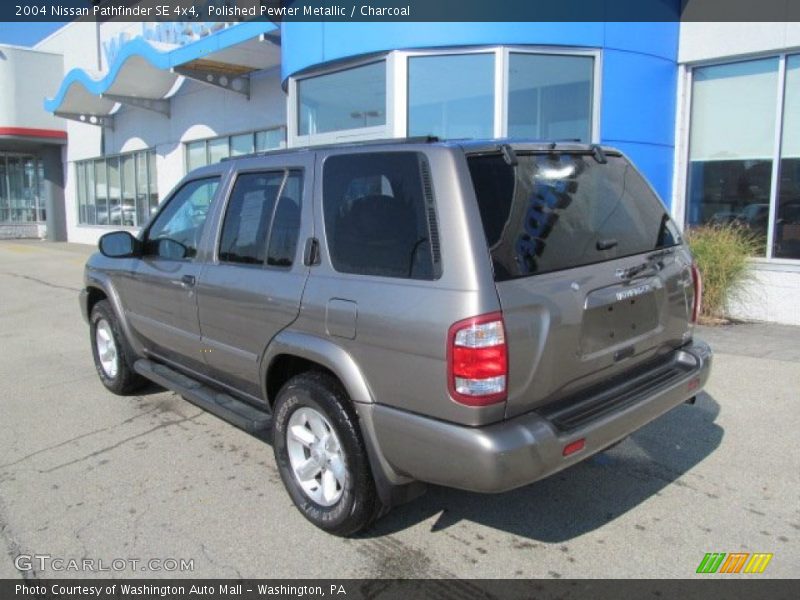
[4,579,800,600]
[2,0,800,23]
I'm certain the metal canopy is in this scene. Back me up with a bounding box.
[44,22,280,125]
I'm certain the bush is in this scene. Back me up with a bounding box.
[685,224,759,322]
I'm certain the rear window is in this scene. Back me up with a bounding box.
[467,152,681,281]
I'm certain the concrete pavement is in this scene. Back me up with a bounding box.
[0,239,797,579]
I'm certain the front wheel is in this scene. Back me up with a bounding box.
[90,300,146,395]
[272,372,382,536]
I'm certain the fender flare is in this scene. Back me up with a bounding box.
[260,331,420,499]
[84,270,145,358]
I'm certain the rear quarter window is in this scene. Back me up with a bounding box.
[322,151,440,280]
[467,152,681,281]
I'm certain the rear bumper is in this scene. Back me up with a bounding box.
[369,339,712,493]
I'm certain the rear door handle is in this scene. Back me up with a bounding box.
[180,274,196,287]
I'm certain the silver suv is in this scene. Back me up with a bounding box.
[80,139,712,535]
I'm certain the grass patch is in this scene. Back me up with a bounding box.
[686,224,759,323]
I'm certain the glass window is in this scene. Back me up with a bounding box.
[267,171,303,267]
[230,133,254,157]
[775,55,800,259]
[76,162,86,224]
[508,53,594,142]
[207,137,229,164]
[76,149,158,227]
[323,152,437,280]
[219,172,284,265]
[186,141,207,171]
[146,177,220,260]
[107,157,122,226]
[94,159,108,225]
[467,152,680,280]
[256,128,285,151]
[135,152,149,225]
[298,62,386,136]
[408,53,494,139]
[687,58,779,256]
[86,160,96,225]
[0,157,7,222]
[147,151,159,215]
[121,155,136,227]
[36,159,45,222]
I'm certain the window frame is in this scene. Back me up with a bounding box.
[679,51,800,265]
[141,175,222,262]
[215,168,305,270]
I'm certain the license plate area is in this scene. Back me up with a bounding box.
[580,281,660,356]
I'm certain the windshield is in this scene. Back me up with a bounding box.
[467,151,682,281]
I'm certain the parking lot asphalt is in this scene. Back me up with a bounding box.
[0,239,798,579]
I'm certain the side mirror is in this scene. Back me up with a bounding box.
[98,231,140,258]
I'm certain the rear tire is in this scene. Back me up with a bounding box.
[272,372,382,536]
[90,300,146,395]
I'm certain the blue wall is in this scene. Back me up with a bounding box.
[281,22,679,205]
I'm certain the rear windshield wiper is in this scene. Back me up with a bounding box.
[500,143,518,167]
[590,144,607,164]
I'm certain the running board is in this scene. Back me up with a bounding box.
[134,359,271,434]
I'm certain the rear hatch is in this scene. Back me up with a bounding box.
[466,146,695,419]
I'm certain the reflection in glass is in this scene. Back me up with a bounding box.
[298,62,386,136]
[230,133,254,157]
[76,162,86,224]
[408,54,494,140]
[508,53,593,142]
[136,152,149,225]
[775,55,800,259]
[95,159,108,225]
[148,151,159,215]
[186,141,207,171]
[687,58,779,256]
[86,159,96,225]
[107,157,121,226]
[207,137,229,164]
[0,157,7,222]
[255,127,285,151]
[121,155,136,226]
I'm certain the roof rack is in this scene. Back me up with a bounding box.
[220,135,441,162]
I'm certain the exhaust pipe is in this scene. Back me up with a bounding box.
[685,395,697,405]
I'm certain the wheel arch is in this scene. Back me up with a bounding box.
[262,330,423,503]
[261,331,373,408]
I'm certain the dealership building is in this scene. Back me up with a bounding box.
[0,17,798,324]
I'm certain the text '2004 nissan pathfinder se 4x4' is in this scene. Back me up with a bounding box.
[80,139,712,535]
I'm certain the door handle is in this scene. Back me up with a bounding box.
[180,274,196,287]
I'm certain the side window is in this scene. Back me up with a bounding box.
[146,177,220,259]
[267,172,303,267]
[323,152,438,280]
[219,170,303,267]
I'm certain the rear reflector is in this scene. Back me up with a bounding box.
[563,439,586,457]
[690,262,703,324]
[447,312,507,406]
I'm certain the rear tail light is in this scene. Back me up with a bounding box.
[447,312,507,406]
[690,262,703,324]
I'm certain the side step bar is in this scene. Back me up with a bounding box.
[134,359,271,434]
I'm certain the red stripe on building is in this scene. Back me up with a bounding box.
[0,127,68,140]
